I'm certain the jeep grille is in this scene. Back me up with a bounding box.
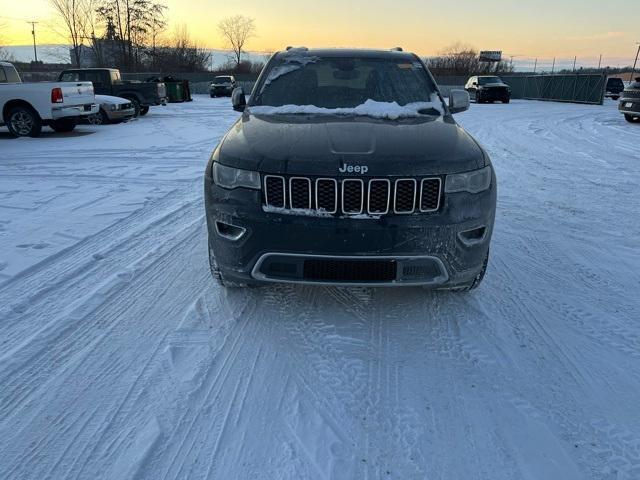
[263,175,441,216]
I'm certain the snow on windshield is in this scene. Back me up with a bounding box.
[249,97,443,120]
[264,50,320,85]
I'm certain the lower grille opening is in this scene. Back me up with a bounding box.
[303,259,397,282]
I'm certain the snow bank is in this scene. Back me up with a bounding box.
[249,98,443,120]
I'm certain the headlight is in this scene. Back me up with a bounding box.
[212,162,261,190]
[109,104,117,111]
[445,166,492,194]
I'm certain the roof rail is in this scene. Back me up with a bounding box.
[390,47,403,52]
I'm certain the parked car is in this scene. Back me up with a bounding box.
[85,95,135,125]
[210,76,237,97]
[619,77,640,123]
[0,61,97,137]
[465,76,511,103]
[205,47,496,290]
[57,68,167,117]
[605,77,625,100]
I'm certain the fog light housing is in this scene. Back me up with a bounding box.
[215,221,246,241]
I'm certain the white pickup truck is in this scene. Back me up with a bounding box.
[0,61,98,137]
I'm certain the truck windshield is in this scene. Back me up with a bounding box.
[213,77,232,84]
[254,56,438,109]
[478,77,502,85]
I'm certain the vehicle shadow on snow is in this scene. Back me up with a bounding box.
[0,130,96,139]
[219,282,479,328]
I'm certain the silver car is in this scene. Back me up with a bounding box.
[86,94,135,125]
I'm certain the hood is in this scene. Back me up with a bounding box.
[218,113,485,176]
[95,94,131,105]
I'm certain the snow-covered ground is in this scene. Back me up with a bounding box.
[1,97,639,480]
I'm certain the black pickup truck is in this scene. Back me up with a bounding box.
[58,68,167,117]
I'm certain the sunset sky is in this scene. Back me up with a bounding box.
[2,0,639,67]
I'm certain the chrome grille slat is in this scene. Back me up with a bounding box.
[316,178,338,213]
[394,179,417,214]
[419,178,442,212]
[264,175,286,208]
[289,177,312,209]
[263,175,441,217]
[368,179,391,215]
[342,179,365,214]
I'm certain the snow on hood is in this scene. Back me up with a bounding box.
[264,51,320,85]
[95,94,132,105]
[248,98,444,120]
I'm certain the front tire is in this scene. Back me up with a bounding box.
[87,109,110,125]
[6,105,42,137]
[139,106,149,116]
[126,97,141,117]
[50,118,76,133]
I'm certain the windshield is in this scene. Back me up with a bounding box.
[478,76,502,85]
[213,77,232,84]
[607,78,623,87]
[254,56,438,109]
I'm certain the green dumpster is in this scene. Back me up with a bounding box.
[164,81,184,103]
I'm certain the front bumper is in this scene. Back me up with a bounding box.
[204,174,497,288]
[211,86,233,95]
[619,99,640,115]
[478,89,510,101]
[105,108,135,121]
[52,103,98,119]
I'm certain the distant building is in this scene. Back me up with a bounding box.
[69,40,123,68]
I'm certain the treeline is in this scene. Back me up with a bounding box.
[425,43,514,76]
[49,0,257,73]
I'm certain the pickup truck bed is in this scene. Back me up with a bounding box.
[1,62,97,137]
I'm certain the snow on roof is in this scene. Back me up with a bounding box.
[249,98,443,120]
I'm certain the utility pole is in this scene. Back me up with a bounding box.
[598,54,602,70]
[29,21,39,63]
[572,56,577,72]
[631,43,640,83]
[551,57,556,74]
[533,58,537,74]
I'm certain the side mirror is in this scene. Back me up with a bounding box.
[472,82,478,86]
[232,87,246,112]
[449,89,470,114]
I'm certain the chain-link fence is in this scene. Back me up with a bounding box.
[502,74,606,105]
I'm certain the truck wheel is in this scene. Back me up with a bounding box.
[475,91,483,103]
[6,105,42,137]
[127,98,141,117]
[625,114,639,123]
[139,106,149,116]
[87,109,110,125]
[503,98,510,104]
[50,118,77,133]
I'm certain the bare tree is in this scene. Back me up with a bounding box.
[49,0,96,66]
[96,0,167,70]
[150,24,211,72]
[218,14,255,69]
[426,42,513,76]
[0,22,14,61]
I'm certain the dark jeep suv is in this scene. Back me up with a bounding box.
[619,77,640,123]
[465,76,511,103]
[204,48,497,290]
